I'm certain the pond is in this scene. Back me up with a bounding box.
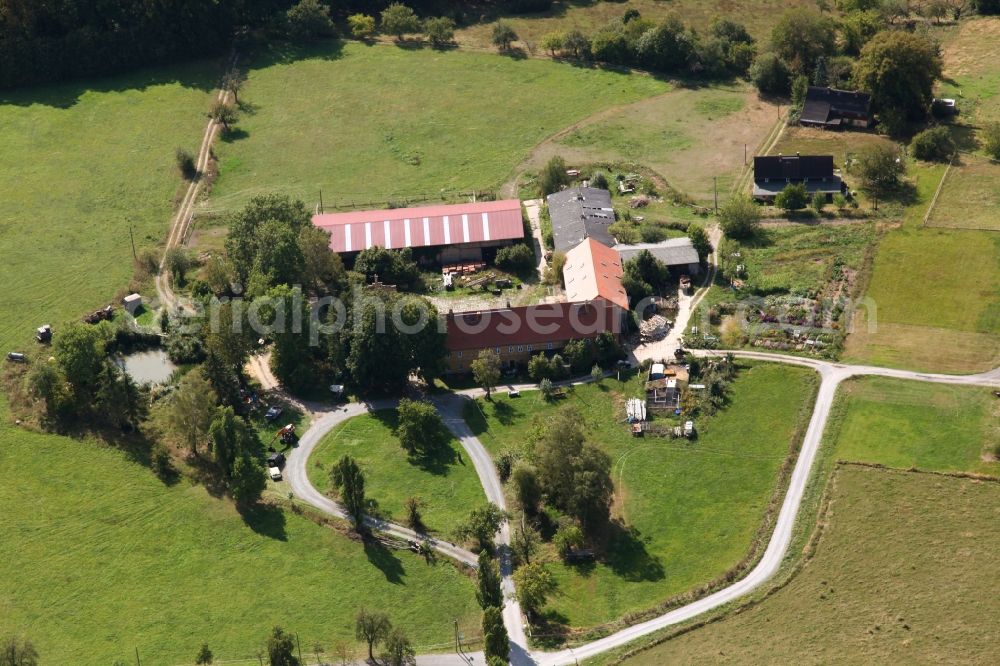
[115,349,177,386]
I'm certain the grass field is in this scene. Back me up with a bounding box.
[0,61,219,355]
[606,465,1000,665]
[203,40,669,214]
[0,424,480,664]
[521,83,778,205]
[843,163,1000,373]
[306,410,486,537]
[925,154,1000,231]
[829,377,1000,475]
[466,364,817,631]
[453,0,814,49]
[938,18,1000,129]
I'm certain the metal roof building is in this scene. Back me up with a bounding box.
[546,187,616,253]
[311,200,524,254]
[615,238,701,273]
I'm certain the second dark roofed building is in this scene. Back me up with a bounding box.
[752,154,846,202]
[547,186,616,253]
[800,86,873,129]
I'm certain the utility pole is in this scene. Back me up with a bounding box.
[135,647,141,666]
[744,143,747,166]
[129,223,137,260]
[713,177,719,214]
[296,633,304,664]
[319,189,324,214]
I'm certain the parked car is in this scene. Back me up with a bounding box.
[264,406,283,421]
[268,466,282,481]
[267,452,286,469]
[6,352,26,363]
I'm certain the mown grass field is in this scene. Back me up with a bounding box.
[306,410,486,537]
[203,40,669,214]
[466,364,817,631]
[0,424,480,665]
[0,61,218,356]
[925,155,1000,231]
[829,377,1000,475]
[605,465,1000,665]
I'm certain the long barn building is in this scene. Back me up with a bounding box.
[311,200,525,263]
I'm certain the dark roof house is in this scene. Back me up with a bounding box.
[547,187,616,252]
[800,86,873,129]
[752,154,845,201]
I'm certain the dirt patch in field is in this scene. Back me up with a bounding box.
[514,85,779,205]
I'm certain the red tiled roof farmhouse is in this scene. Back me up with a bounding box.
[312,200,524,253]
[445,300,622,352]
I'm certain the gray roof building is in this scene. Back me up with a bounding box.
[547,187,616,252]
[615,238,701,271]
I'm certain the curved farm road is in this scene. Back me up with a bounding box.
[282,353,999,665]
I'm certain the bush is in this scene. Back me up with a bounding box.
[381,3,420,40]
[348,14,377,39]
[811,191,826,213]
[492,21,518,51]
[982,121,1000,160]
[910,126,954,162]
[175,148,197,180]
[750,52,791,95]
[590,170,609,190]
[774,183,809,211]
[495,244,536,274]
[553,524,585,559]
[424,17,456,48]
[539,156,570,196]
[718,195,761,238]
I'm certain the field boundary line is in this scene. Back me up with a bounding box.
[921,152,954,227]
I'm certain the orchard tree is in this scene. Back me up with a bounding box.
[476,550,504,610]
[381,3,420,41]
[471,349,502,399]
[348,14,376,40]
[331,455,367,527]
[856,144,905,208]
[209,100,237,132]
[380,628,415,666]
[0,636,38,666]
[718,195,761,239]
[491,21,518,51]
[853,30,943,122]
[541,31,564,56]
[563,30,591,59]
[424,17,456,48]
[355,608,391,662]
[195,643,213,665]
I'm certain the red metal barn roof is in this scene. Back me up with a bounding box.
[445,300,623,352]
[312,200,524,253]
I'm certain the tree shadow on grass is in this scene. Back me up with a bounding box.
[603,522,665,583]
[363,537,406,584]
[407,439,461,476]
[220,127,249,143]
[528,609,571,650]
[240,502,288,541]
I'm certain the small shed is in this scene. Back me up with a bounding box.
[35,325,52,343]
[123,293,142,315]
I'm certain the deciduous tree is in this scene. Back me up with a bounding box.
[853,30,943,121]
[381,3,421,40]
[491,21,518,51]
[395,399,448,456]
[355,608,391,662]
[471,349,502,399]
[458,503,508,551]
[331,455,367,527]
[718,195,761,239]
[265,626,299,666]
[513,562,557,622]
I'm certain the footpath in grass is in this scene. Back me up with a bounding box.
[610,466,1000,665]
[204,40,668,213]
[0,424,479,665]
[307,410,486,538]
[466,363,817,631]
[0,61,219,355]
[826,377,1000,476]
